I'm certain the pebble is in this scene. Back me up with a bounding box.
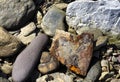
[83,60,102,82]
[17,22,37,45]
[41,6,65,36]
[53,3,68,10]
[20,22,36,36]
[118,69,120,75]
[111,79,120,82]
[95,36,108,50]
[37,11,43,25]
[38,52,59,74]
[99,72,109,81]
[36,72,73,82]
[106,48,113,56]
[18,33,36,45]
[112,53,118,56]
[112,56,118,63]
[0,77,9,82]
[12,33,48,82]
[1,61,13,74]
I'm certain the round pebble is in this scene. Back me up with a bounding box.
[112,56,118,63]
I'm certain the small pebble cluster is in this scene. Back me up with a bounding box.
[0,0,120,82]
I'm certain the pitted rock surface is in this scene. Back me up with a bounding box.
[50,30,94,76]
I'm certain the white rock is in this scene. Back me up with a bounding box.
[66,0,120,34]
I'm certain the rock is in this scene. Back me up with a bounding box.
[95,36,108,50]
[117,55,120,63]
[17,22,37,45]
[0,0,36,30]
[50,30,94,76]
[112,56,118,63]
[0,27,22,57]
[108,34,120,49]
[75,27,103,41]
[99,72,109,81]
[41,7,65,36]
[101,59,109,72]
[18,33,36,45]
[66,0,120,34]
[38,52,59,74]
[20,22,36,36]
[112,53,119,56]
[83,60,102,82]
[118,69,120,75]
[36,72,73,82]
[106,48,113,56]
[0,77,9,82]
[99,72,114,81]
[1,61,13,74]
[37,11,43,26]
[53,3,68,10]
[12,33,48,82]
[111,79,120,82]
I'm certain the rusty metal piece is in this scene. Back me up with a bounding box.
[50,30,94,76]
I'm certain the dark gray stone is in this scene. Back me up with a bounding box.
[0,0,36,30]
[12,33,48,82]
[83,58,102,82]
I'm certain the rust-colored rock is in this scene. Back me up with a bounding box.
[50,30,94,76]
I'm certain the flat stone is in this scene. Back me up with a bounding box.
[41,6,65,36]
[18,33,36,45]
[20,22,36,36]
[66,0,120,34]
[0,27,22,57]
[0,0,36,30]
[36,72,73,82]
[50,30,94,76]
[38,52,59,74]
[12,33,48,82]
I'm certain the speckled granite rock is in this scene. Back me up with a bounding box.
[0,27,22,57]
[50,30,93,76]
[12,33,48,82]
[0,0,36,30]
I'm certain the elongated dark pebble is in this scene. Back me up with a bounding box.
[12,33,48,82]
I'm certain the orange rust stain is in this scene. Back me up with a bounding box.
[70,66,81,74]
